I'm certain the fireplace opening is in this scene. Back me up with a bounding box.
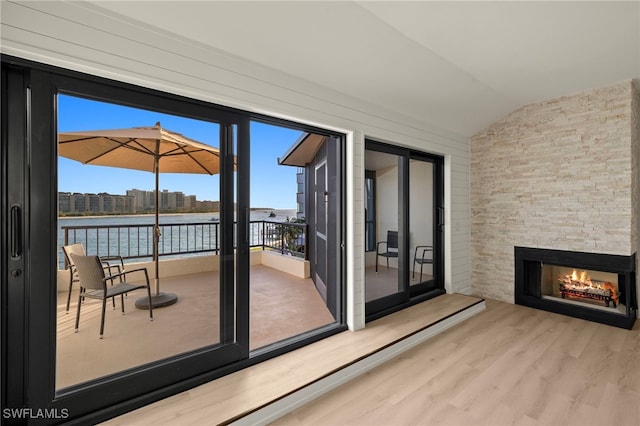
[515,247,637,329]
[542,265,621,311]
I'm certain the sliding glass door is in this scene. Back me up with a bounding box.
[1,58,345,424]
[364,141,444,320]
[1,67,248,419]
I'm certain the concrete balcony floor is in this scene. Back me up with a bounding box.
[56,264,334,390]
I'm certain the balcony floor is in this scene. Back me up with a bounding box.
[56,265,334,390]
[365,265,435,302]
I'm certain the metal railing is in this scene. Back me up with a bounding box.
[60,220,308,268]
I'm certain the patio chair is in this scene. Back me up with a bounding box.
[70,253,153,339]
[375,230,398,273]
[412,245,433,282]
[62,243,125,312]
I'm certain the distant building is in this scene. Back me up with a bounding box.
[184,195,196,209]
[71,192,87,212]
[87,193,101,212]
[58,192,72,213]
[58,191,135,214]
[114,195,135,213]
[59,189,204,214]
[127,189,153,211]
[296,167,305,219]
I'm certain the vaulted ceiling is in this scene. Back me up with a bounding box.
[92,1,639,137]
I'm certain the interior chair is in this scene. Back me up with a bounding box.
[376,230,399,273]
[70,253,153,339]
[62,243,125,312]
[412,245,433,282]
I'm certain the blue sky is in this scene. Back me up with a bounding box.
[58,95,303,209]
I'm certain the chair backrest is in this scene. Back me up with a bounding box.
[387,231,398,249]
[62,243,86,270]
[69,254,105,291]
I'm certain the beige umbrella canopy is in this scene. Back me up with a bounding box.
[58,121,223,174]
[58,122,227,308]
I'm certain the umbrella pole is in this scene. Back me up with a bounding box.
[135,153,178,309]
[154,157,160,295]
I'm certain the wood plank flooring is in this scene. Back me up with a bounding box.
[103,293,482,425]
[274,299,640,426]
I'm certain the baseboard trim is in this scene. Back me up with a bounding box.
[231,300,486,425]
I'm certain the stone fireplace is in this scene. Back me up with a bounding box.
[515,247,637,328]
[471,81,640,321]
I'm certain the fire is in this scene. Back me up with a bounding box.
[603,282,619,302]
[570,269,591,285]
[561,269,618,304]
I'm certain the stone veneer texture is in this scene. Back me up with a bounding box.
[470,81,636,303]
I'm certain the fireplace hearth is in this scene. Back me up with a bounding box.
[515,247,637,329]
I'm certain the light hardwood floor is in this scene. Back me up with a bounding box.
[103,293,482,425]
[273,299,640,426]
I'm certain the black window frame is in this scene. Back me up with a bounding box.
[364,139,445,321]
[1,54,347,425]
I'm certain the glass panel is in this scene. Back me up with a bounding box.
[56,95,225,389]
[365,150,401,302]
[248,122,335,351]
[409,159,435,286]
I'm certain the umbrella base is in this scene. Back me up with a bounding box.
[135,292,178,309]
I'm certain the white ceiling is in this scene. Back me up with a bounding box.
[93,1,639,137]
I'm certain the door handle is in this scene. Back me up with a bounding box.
[10,204,22,258]
[438,207,445,228]
[245,208,250,246]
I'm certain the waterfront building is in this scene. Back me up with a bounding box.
[57,192,136,214]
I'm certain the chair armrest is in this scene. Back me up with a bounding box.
[415,245,433,261]
[105,267,150,285]
[101,255,125,270]
[103,264,122,273]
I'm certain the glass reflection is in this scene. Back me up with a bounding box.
[364,150,401,302]
[409,160,434,286]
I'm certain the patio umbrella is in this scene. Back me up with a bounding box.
[59,122,228,308]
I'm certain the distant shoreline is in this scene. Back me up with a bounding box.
[58,212,203,220]
[58,208,293,220]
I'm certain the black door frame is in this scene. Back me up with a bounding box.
[364,140,445,321]
[1,55,347,424]
[2,60,246,423]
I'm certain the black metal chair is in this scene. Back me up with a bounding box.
[70,254,153,339]
[376,230,398,272]
[412,245,433,282]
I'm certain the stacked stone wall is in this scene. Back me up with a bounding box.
[471,81,635,302]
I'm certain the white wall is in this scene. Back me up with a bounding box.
[1,1,471,327]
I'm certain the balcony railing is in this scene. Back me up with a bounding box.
[60,220,307,268]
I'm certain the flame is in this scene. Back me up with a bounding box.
[569,269,592,286]
[603,282,619,302]
[563,269,618,302]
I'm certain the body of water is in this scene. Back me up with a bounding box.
[58,209,298,268]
